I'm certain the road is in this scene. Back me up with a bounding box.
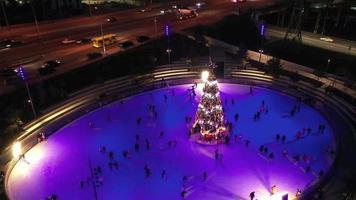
[265,25,356,56]
[0,0,273,95]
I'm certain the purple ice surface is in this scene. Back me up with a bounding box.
[7,83,335,200]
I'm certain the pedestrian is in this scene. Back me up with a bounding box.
[160,131,164,138]
[203,171,208,182]
[269,152,274,159]
[249,191,255,200]
[263,146,268,154]
[214,149,219,160]
[234,113,239,121]
[276,134,280,141]
[122,150,130,158]
[80,181,84,189]
[161,170,166,179]
[164,94,167,102]
[245,140,250,147]
[113,161,119,169]
[231,99,235,105]
[250,86,253,95]
[144,165,152,177]
[108,151,114,160]
[145,139,150,151]
[134,143,140,152]
[137,117,142,125]
[181,189,187,198]
[259,145,264,153]
[281,135,286,142]
[271,185,277,195]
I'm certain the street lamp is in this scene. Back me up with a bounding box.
[30,2,41,43]
[0,0,9,27]
[100,24,106,55]
[166,48,172,64]
[165,24,171,63]
[12,141,22,159]
[325,58,331,72]
[258,49,264,63]
[154,16,157,34]
[16,66,37,118]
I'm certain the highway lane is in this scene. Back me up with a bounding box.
[265,25,356,56]
[0,0,274,95]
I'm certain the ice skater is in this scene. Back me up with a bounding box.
[136,117,142,125]
[161,170,166,179]
[37,132,46,143]
[134,142,140,152]
[108,151,114,160]
[249,191,255,200]
[144,165,152,177]
[234,113,239,121]
[203,171,208,182]
[145,139,150,151]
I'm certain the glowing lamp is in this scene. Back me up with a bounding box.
[12,141,22,159]
[201,71,210,82]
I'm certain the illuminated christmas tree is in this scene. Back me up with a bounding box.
[192,70,228,144]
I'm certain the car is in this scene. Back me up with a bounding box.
[0,39,13,48]
[119,41,134,49]
[136,35,150,43]
[38,65,56,76]
[1,66,17,77]
[320,37,334,42]
[87,52,102,60]
[159,10,165,15]
[195,2,206,8]
[42,60,61,68]
[61,38,76,44]
[7,41,24,48]
[76,38,92,44]
[0,40,23,49]
[140,7,152,12]
[106,16,117,23]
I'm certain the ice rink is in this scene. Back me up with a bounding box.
[7,83,336,200]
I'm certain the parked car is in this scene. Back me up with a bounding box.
[87,52,102,60]
[106,16,117,22]
[119,41,134,49]
[61,38,76,44]
[136,35,150,43]
[76,38,91,44]
[42,60,61,68]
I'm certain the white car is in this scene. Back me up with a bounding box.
[61,38,76,44]
[159,10,165,15]
[320,37,334,42]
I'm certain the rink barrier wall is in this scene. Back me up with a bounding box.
[1,62,356,200]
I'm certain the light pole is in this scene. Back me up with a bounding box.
[30,3,41,43]
[16,67,37,118]
[154,16,157,34]
[100,24,106,55]
[165,24,171,63]
[88,0,92,17]
[166,48,172,64]
[258,49,264,63]
[0,0,9,27]
[326,58,331,72]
